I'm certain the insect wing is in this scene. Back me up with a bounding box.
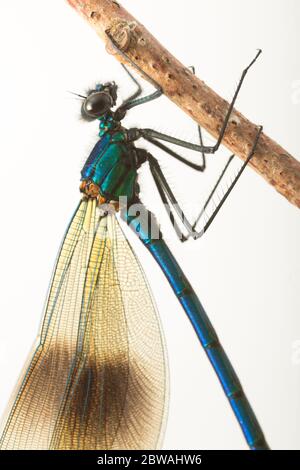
[0,199,168,450]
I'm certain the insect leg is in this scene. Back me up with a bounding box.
[120,63,143,103]
[143,125,262,241]
[106,30,162,113]
[143,135,206,171]
[191,125,263,238]
[147,153,193,241]
[137,49,262,154]
[192,154,235,229]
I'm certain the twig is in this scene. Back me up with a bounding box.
[67,0,300,208]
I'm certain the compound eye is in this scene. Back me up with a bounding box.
[82,92,113,120]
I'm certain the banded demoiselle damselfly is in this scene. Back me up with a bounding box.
[0,37,269,450]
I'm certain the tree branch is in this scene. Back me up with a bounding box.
[67,0,300,209]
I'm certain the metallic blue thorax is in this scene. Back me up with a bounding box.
[81,115,138,202]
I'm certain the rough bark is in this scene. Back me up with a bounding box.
[67,0,300,208]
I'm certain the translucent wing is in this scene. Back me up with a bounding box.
[0,199,168,450]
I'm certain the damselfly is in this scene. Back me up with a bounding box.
[0,37,267,450]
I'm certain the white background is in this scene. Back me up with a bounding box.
[0,0,299,450]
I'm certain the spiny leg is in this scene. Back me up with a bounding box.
[192,126,263,239]
[120,63,143,105]
[148,156,186,241]
[192,154,235,229]
[147,154,193,241]
[117,63,162,113]
[106,30,162,113]
[145,126,263,241]
[143,134,206,171]
[140,135,234,210]
[136,49,262,154]
[140,135,234,238]
[117,47,206,169]
[139,66,207,171]
[147,152,233,241]
[148,155,230,242]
